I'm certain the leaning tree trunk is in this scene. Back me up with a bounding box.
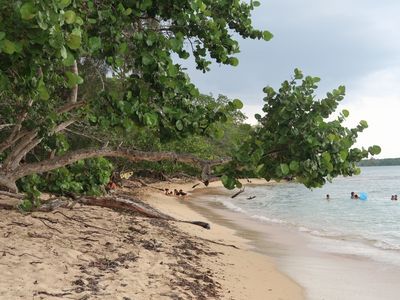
[0,147,230,193]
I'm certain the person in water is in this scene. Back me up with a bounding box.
[395,195,398,201]
[351,192,355,199]
[391,195,395,200]
[326,194,330,200]
[354,194,359,199]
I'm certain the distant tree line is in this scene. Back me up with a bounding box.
[358,158,400,167]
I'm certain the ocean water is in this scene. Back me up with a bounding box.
[198,166,400,267]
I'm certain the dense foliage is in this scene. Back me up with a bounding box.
[0,0,380,198]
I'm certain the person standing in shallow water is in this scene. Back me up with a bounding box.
[351,192,355,199]
[326,194,330,200]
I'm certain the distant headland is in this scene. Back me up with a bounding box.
[358,158,400,167]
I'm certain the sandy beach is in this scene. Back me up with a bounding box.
[0,179,304,299]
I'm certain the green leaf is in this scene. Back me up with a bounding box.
[0,32,5,40]
[342,109,349,117]
[368,145,381,155]
[37,79,49,100]
[57,0,71,9]
[175,120,184,131]
[339,150,348,161]
[221,175,236,190]
[20,2,36,20]
[280,163,289,175]
[67,29,82,50]
[232,99,243,109]
[124,8,132,15]
[89,37,102,52]
[289,161,299,171]
[228,57,239,66]
[144,113,158,127]
[142,54,153,65]
[60,46,67,59]
[256,164,265,174]
[322,152,331,163]
[62,50,75,66]
[2,39,16,54]
[65,71,83,88]
[294,68,303,79]
[64,10,76,24]
[262,30,273,41]
[359,120,368,128]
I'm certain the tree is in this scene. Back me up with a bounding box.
[0,1,378,195]
[219,69,381,189]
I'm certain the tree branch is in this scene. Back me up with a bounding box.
[0,100,33,153]
[0,124,14,130]
[69,60,78,103]
[13,147,231,179]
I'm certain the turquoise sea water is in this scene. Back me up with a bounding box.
[200,166,400,266]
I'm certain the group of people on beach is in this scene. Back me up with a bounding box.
[164,188,187,197]
[391,195,398,201]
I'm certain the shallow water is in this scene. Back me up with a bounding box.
[200,166,400,263]
[191,166,400,299]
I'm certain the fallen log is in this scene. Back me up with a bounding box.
[0,191,211,230]
[77,195,211,229]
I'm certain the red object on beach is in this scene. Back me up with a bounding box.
[107,181,117,190]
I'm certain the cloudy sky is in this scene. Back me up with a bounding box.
[182,0,400,158]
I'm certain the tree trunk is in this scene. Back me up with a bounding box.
[0,172,18,193]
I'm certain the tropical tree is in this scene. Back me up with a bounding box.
[0,1,379,195]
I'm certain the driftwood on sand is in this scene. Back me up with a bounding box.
[0,191,211,230]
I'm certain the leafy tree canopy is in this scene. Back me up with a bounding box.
[0,1,379,195]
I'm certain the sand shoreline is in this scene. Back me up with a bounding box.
[0,179,304,299]
[143,179,305,300]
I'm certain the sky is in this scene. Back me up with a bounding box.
[181,0,400,158]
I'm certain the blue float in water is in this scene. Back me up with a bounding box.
[359,192,368,200]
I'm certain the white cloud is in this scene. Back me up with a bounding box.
[341,67,400,158]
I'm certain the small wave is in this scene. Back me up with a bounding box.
[373,240,400,251]
[298,226,343,238]
[220,201,246,213]
[250,214,287,224]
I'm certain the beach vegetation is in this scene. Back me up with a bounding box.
[0,1,379,200]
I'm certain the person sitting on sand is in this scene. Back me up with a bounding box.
[174,189,179,195]
[178,189,187,196]
[354,194,359,199]
[164,188,170,195]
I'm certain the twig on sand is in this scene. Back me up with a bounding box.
[231,188,245,199]
[35,291,72,297]
[37,218,62,234]
[198,237,240,249]
[9,221,33,227]
[53,210,111,232]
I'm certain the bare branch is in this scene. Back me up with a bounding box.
[0,99,33,153]
[56,101,85,114]
[69,60,78,103]
[0,124,14,130]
